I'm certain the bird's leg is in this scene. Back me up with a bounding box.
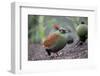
[82,39,88,45]
[75,41,84,48]
[72,40,80,48]
[45,49,51,56]
[55,53,59,57]
[70,40,81,52]
[79,41,83,45]
[59,52,63,56]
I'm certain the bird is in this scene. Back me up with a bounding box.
[42,24,74,57]
[75,21,88,46]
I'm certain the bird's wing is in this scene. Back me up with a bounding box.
[43,33,60,48]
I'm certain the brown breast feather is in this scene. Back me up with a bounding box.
[43,33,60,48]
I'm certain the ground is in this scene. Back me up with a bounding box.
[28,40,88,61]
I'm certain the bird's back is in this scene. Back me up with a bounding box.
[76,25,88,42]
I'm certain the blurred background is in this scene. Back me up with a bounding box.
[28,15,88,44]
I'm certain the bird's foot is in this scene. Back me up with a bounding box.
[55,52,63,57]
[50,54,55,59]
[77,41,83,46]
[49,52,63,59]
[55,53,59,57]
[58,52,64,56]
[50,53,59,59]
[74,41,83,48]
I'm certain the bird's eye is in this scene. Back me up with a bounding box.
[59,29,66,33]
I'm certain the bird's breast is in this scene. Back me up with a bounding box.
[43,33,61,48]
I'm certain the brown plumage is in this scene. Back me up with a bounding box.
[43,24,73,56]
[43,33,60,48]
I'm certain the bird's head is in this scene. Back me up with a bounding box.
[59,27,67,34]
[53,24,60,30]
[53,24,71,34]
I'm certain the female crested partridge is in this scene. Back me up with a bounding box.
[43,24,74,56]
[76,22,88,45]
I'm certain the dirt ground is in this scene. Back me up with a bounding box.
[28,40,88,61]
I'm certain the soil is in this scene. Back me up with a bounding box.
[28,40,88,61]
